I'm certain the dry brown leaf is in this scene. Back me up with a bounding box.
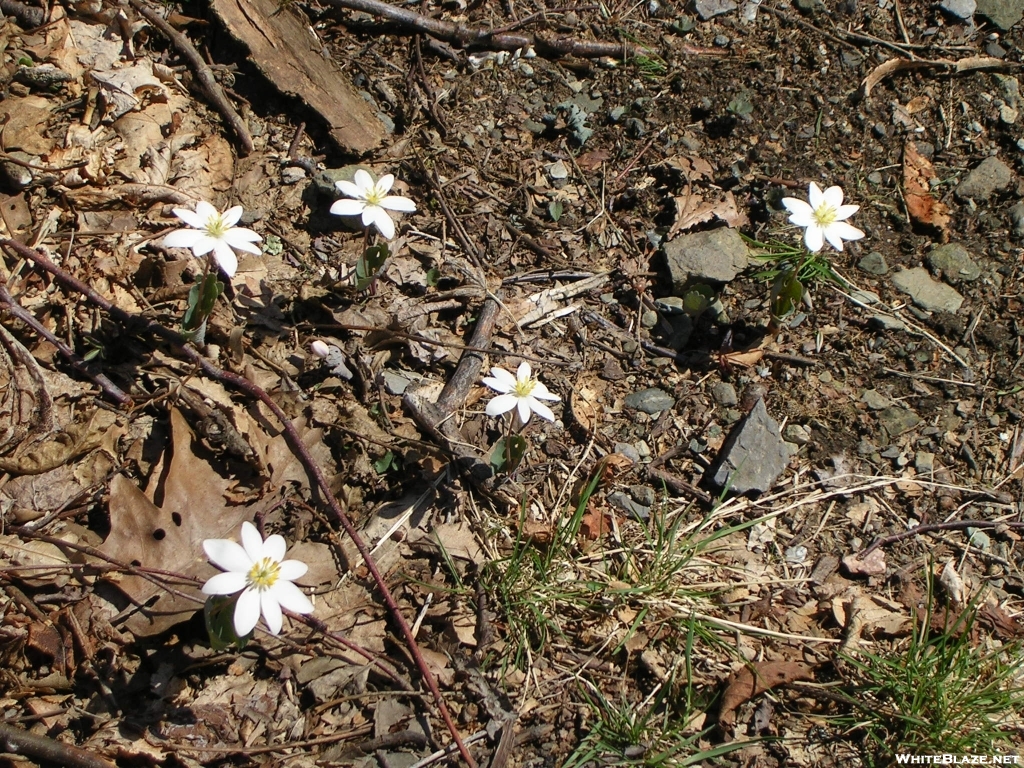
[0,534,71,587]
[99,408,249,637]
[575,149,610,171]
[570,382,604,433]
[903,142,950,237]
[0,409,122,475]
[668,189,748,238]
[664,154,715,181]
[719,661,816,728]
[0,193,33,239]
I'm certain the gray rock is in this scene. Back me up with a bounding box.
[625,388,675,414]
[857,251,889,275]
[868,314,908,331]
[891,267,965,313]
[940,0,976,18]
[785,545,809,565]
[712,382,739,407]
[976,0,1024,28]
[708,398,790,494]
[784,423,812,445]
[915,451,935,473]
[955,156,1014,200]
[608,490,651,521]
[614,442,642,463]
[692,0,738,19]
[967,527,992,551]
[1009,202,1024,237]
[629,484,657,507]
[878,406,923,438]
[664,228,750,289]
[862,389,891,410]
[927,243,981,283]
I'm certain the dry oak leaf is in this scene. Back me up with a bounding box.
[98,407,249,637]
[719,661,817,728]
[903,142,950,238]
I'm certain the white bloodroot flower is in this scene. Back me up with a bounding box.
[202,521,313,637]
[782,182,865,253]
[330,169,416,240]
[163,201,262,278]
[482,361,560,425]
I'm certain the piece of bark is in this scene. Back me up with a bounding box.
[209,0,384,154]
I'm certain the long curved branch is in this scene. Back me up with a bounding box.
[0,239,477,768]
[327,0,722,58]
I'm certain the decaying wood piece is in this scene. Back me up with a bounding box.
[209,0,385,154]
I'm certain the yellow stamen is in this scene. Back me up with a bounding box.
[247,557,281,592]
[813,203,838,227]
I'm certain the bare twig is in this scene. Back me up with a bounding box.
[326,0,721,58]
[861,519,1024,558]
[1,238,476,768]
[0,281,133,406]
[128,0,254,155]
[0,721,117,768]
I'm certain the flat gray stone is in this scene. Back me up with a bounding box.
[878,406,922,438]
[862,389,891,410]
[955,156,1014,200]
[976,0,1024,28]
[891,267,964,314]
[692,0,738,19]
[608,490,651,521]
[784,423,812,445]
[708,398,789,494]
[712,382,739,407]
[868,314,908,331]
[1010,202,1024,237]
[927,243,981,283]
[857,251,889,275]
[940,0,977,18]
[664,227,750,289]
[624,387,675,414]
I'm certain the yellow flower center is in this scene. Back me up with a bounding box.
[247,557,281,592]
[514,377,537,398]
[364,184,385,207]
[205,214,229,238]
[813,203,838,227]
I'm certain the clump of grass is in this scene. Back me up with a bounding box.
[836,591,1024,766]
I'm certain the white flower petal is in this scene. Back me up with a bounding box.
[781,197,812,216]
[486,393,518,416]
[260,591,284,635]
[516,361,532,381]
[803,224,825,253]
[194,200,218,223]
[190,235,218,257]
[224,234,262,256]
[824,221,865,250]
[807,182,824,209]
[163,229,205,250]
[485,367,517,391]
[172,206,207,229]
[203,539,252,573]
[270,580,314,614]
[240,522,264,562]
[516,398,533,425]
[834,203,860,221]
[331,199,365,216]
[335,179,364,200]
[221,205,244,228]
[365,206,396,239]
[375,173,395,194]
[202,571,247,595]
[212,242,239,277]
[530,381,560,401]
[820,185,845,210]
[529,398,556,422]
[379,195,416,212]
[278,559,308,582]
[353,169,375,193]
[234,588,262,636]
[261,533,287,563]
[311,340,331,358]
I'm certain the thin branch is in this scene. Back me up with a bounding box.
[0,718,117,768]
[326,0,721,58]
[0,238,477,768]
[861,519,1024,557]
[0,281,133,406]
[127,0,254,156]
